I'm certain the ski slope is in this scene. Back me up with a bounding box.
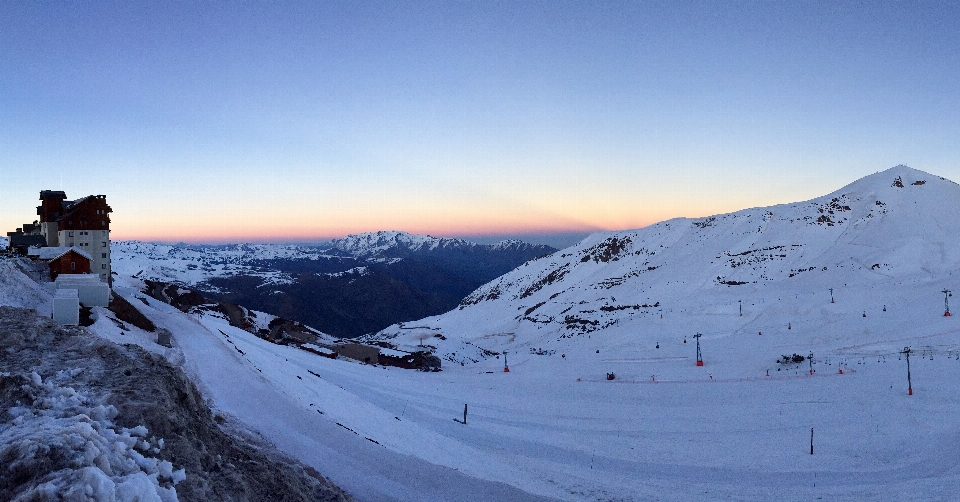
[9,165,960,500]
[94,282,555,502]
[101,270,960,501]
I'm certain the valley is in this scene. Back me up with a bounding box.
[111,231,555,337]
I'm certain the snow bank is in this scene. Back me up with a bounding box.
[0,370,184,501]
[0,258,52,311]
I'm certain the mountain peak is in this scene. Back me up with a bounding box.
[371,166,960,362]
[329,231,468,257]
[830,164,947,197]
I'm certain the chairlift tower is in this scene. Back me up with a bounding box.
[943,289,952,317]
[739,299,742,317]
[694,333,703,366]
[503,351,509,372]
[829,288,834,303]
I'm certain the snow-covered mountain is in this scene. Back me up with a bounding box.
[330,231,469,258]
[329,231,546,260]
[110,241,338,286]
[112,233,555,337]
[370,165,960,363]
[113,232,553,289]
[8,165,960,501]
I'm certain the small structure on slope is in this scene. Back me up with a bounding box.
[332,342,380,364]
[53,288,79,325]
[54,274,110,307]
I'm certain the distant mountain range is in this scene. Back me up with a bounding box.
[112,231,556,337]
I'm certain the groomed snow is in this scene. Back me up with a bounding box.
[9,165,960,501]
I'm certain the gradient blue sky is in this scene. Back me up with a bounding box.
[3,1,959,248]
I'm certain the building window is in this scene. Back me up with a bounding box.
[102,253,107,258]
[101,264,107,269]
[70,262,76,271]
[101,242,106,247]
[68,232,73,237]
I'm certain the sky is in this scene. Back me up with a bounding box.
[2,1,960,248]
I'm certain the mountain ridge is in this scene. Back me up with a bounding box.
[111,232,556,337]
[367,165,960,363]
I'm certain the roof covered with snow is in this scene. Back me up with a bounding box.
[30,246,93,261]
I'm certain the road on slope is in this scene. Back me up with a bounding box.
[112,285,558,502]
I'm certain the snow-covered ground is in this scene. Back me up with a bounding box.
[95,281,554,502]
[110,241,317,286]
[7,165,960,501]
[109,286,960,501]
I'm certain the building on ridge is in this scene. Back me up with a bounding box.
[36,191,113,284]
[6,222,47,255]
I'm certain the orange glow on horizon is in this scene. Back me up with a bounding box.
[110,218,650,243]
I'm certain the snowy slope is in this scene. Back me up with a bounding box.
[10,166,960,501]
[99,276,557,502]
[0,258,53,312]
[370,165,960,363]
[97,166,960,501]
[110,241,333,286]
